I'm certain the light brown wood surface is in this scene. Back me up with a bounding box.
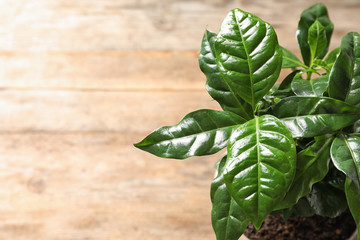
[1,1,359,239]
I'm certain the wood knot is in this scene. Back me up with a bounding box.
[27,170,49,194]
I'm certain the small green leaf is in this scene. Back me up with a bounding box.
[306,181,347,218]
[211,155,249,240]
[324,47,340,64]
[215,8,282,109]
[345,178,360,239]
[308,20,327,63]
[278,70,301,91]
[224,115,296,229]
[134,109,246,159]
[297,3,333,65]
[276,136,332,210]
[271,96,360,138]
[328,32,360,107]
[313,59,331,72]
[281,47,306,69]
[291,75,329,97]
[199,29,253,119]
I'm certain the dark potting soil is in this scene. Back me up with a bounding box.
[244,210,356,240]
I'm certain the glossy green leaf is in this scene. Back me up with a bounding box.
[328,32,360,107]
[291,75,329,97]
[297,3,333,65]
[331,134,360,184]
[345,177,360,239]
[306,181,347,218]
[331,133,360,233]
[308,20,327,64]
[215,8,282,109]
[223,115,296,229]
[134,109,246,159]
[276,136,332,210]
[281,47,306,69]
[271,96,360,138]
[211,155,249,240]
[199,29,252,119]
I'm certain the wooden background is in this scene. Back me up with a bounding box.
[0,1,359,239]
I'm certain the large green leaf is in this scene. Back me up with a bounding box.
[308,20,327,64]
[271,96,360,138]
[223,115,296,229]
[211,155,249,240]
[199,29,253,119]
[134,109,246,159]
[328,32,360,107]
[345,177,360,239]
[291,75,329,97]
[215,8,282,109]
[276,136,332,210]
[306,181,347,218]
[297,3,333,66]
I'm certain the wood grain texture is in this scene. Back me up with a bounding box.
[0,0,358,51]
[1,0,360,239]
[0,132,220,240]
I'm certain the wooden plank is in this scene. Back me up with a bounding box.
[0,51,205,90]
[0,89,220,133]
[0,0,358,51]
[0,132,221,240]
[0,51,294,90]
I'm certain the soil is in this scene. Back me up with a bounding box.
[244,210,356,240]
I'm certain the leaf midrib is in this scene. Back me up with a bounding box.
[139,123,243,147]
[206,30,252,120]
[343,134,360,183]
[234,11,254,109]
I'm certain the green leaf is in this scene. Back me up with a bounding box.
[134,109,246,159]
[223,115,296,229]
[199,29,253,119]
[328,32,360,107]
[291,75,329,97]
[269,71,299,100]
[331,134,360,184]
[278,70,301,91]
[297,3,333,66]
[345,177,360,239]
[324,47,340,64]
[308,20,327,64]
[325,162,346,191]
[211,155,249,240]
[215,8,282,109]
[306,181,347,218]
[331,133,360,232]
[292,197,316,217]
[271,96,360,138]
[281,47,306,69]
[276,136,332,210]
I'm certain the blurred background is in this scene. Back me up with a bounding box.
[0,0,359,239]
